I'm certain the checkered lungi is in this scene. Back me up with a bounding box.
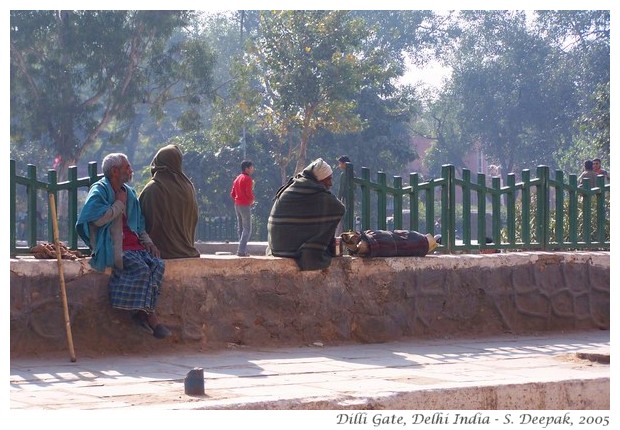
[108,250,165,312]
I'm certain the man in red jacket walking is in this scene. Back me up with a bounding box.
[230,160,255,256]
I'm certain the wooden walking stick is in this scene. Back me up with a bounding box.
[49,193,77,362]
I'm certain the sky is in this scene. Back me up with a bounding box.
[399,59,451,90]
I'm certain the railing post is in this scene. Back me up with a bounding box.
[506,173,516,245]
[521,169,531,246]
[461,169,471,246]
[596,176,607,245]
[442,164,455,251]
[67,166,79,249]
[361,167,371,230]
[409,173,419,231]
[425,181,434,235]
[230,216,236,241]
[477,172,487,249]
[393,176,403,229]
[344,162,355,231]
[47,169,58,244]
[582,180,592,245]
[554,170,564,246]
[88,161,99,185]
[377,172,387,230]
[568,175,578,245]
[491,176,501,246]
[27,164,39,247]
[10,160,17,256]
[536,166,550,250]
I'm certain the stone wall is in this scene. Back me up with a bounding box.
[10,252,609,358]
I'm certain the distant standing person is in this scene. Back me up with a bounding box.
[139,144,200,259]
[578,160,598,188]
[592,158,609,182]
[335,155,351,235]
[230,160,255,257]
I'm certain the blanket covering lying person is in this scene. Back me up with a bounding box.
[267,161,345,271]
[341,229,437,257]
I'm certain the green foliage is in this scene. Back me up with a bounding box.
[352,10,460,64]
[449,12,573,172]
[415,10,609,177]
[318,85,420,176]
[242,11,402,173]
[577,82,610,157]
[421,86,470,174]
[553,81,609,175]
[553,137,596,176]
[10,10,215,177]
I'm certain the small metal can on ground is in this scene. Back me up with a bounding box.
[184,367,205,395]
[333,237,342,256]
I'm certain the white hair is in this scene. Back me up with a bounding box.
[101,153,128,177]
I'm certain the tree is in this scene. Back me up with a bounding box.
[554,81,610,174]
[535,10,609,89]
[535,10,610,171]
[10,10,216,177]
[243,10,401,176]
[431,10,609,175]
[319,85,421,176]
[420,86,471,175]
[579,81,610,157]
[352,10,460,67]
[204,10,454,187]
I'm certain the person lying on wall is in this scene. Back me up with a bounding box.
[76,153,171,339]
[267,158,345,271]
[341,229,438,257]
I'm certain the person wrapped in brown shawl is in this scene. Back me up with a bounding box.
[139,144,200,259]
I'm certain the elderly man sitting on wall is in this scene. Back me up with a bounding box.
[76,153,171,339]
[267,158,345,271]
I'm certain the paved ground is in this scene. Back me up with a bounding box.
[10,329,610,414]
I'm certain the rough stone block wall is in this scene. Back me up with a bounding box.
[9,252,609,358]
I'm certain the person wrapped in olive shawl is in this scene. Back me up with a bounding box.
[139,144,200,259]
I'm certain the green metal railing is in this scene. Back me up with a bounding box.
[342,163,609,253]
[10,160,610,256]
[10,160,101,256]
[10,160,246,256]
[195,216,237,242]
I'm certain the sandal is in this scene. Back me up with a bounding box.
[132,311,154,335]
[153,324,172,339]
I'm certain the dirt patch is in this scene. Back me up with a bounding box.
[555,350,610,365]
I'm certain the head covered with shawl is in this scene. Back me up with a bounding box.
[267,158,345,271]
[139,144,200,259]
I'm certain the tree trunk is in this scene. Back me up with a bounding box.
[293,108,314,175]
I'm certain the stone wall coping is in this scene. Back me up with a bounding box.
[11,251,610,280]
